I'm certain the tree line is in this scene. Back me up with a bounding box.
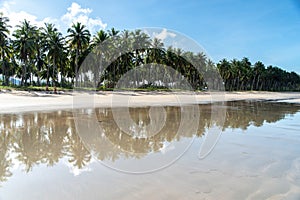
[217,58,300,91]
[0,13,299,91]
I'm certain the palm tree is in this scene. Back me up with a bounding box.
[165,47,180,87]
[289,72,300,90]
[0,13,10,41]
[13,20,37,86]
[105,28,121,87]
[108,27,119,37]
[42,23,65,93]
[92,29,109,46]
[145,38,165,86]
[240,57,252,90]
[67,22,90,86]
[252,61,265,90]
[91,29,110,87]
[0,13,11,85]
[130,30,151,87]
[41,23,55,89]
[217,59,232,90]
[34,35,46,87]
[0,40,14,86]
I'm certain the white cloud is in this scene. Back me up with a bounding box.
[1,1,34,33]
[0,1,57,34]
[62,2,92,20]
[154,28,176,41]
[0,1,107,35]
[61,2,107,33]
[62,156,95,176]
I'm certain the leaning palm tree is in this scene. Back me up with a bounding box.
[67,22,90,86]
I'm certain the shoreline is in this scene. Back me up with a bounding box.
[1,90,300,114]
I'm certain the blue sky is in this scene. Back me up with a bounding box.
[1,0,300,73]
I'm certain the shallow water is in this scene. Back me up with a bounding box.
[0,101,300,199]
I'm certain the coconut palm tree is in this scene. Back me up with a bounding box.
[130,30,151,87]
[92,29,109,46]
[145,38,165,86]
[91,29,110,87]
[252,61,265,90]
[42,23,65,93]
[0,40,14,86]
[67,22,91,86]
[0,13,10,41]
[108,27,119,37]
[13,20,37,86]
[0,13,11,85]
[240,57,252,90]
[217,59,232,90]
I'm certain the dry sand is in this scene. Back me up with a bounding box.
[0,90,300,113]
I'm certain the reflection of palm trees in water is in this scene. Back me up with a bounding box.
[0,125,12,184]
[0,111,90,184]
[13,113,47,172]
[96,106,185,156]
[41,112,70,166]
[66,130,91,169]
[0,101,299,184]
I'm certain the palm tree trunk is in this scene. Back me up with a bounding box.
[53,57,57,94]
[30,72,32,86]
[46,65,50,91]
[251,75,256,90]
[60,68,64,88]
[75,49,79,87]
[256,75,260,91]
[23,61,27,86]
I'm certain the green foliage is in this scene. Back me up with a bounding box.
[0,85,72,92]
[138,83,171,91]
[217,58,300,91]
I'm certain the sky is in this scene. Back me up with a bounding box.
[0,0,300,73]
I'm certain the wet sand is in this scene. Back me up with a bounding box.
[0,90,300,113]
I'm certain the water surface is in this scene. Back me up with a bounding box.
[0,101,300,199]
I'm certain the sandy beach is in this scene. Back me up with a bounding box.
[1,90,300,113]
